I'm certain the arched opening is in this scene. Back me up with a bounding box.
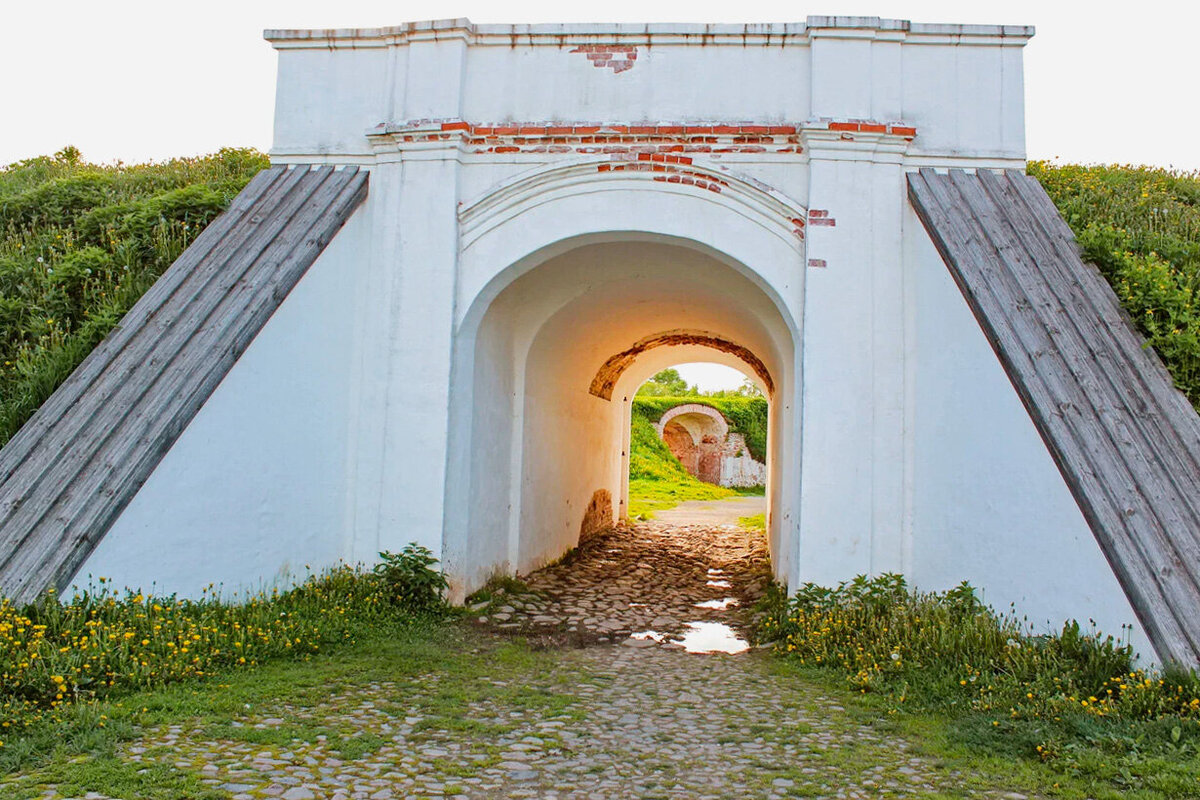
[443,233,798,595]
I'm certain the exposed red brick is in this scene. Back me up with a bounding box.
[889,125,917,137]
[809,218,836,227]
[859,123,887,133]
[808,258,827,268]
[440,121,470,131]
[809,209,829,218]
[828,121,859,132]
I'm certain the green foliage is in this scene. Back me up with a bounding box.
[738,512,766,531]
[0,147,268,446]
[373,545,449,614]
[635,367,695,396]
[1029,160,1200,406]
[759,573,1200,794]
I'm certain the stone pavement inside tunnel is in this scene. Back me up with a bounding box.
[470,518,774,650]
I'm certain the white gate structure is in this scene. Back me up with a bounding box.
[5,16,1200,665]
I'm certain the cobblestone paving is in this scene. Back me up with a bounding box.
[22,514,1039,799]
[472,519,774,647]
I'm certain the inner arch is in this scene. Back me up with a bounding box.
[444,236,797,595]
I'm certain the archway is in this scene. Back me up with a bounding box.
[444,235,797,595]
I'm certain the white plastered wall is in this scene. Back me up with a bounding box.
[68,207,375,599]
[904,208,1153,658]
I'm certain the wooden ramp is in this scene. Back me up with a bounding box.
[0,165,368,604]
[909,168,1200,666]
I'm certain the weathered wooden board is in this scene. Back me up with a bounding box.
[0,164,368,604]
[909,168,1200,666]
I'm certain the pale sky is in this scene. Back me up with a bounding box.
[673,362,751,392]
[3,0,1197,169]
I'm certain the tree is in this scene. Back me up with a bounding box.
[636,368,694,396]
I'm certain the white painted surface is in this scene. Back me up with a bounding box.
[74,16,1159,660]
[70,207,375,599]
[904,211,1153,659]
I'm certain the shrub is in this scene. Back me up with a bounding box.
[374,545,449,614]
[1030,161,1200,407]
[0,147,268,446]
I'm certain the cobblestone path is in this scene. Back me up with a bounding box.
[20,512,1039,799]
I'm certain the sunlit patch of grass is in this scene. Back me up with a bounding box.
[738,512,766,531]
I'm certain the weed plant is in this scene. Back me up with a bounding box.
[0,147,268,445]
[0,550,448,749]
[759,574,1200,795]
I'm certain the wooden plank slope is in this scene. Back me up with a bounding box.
[0,164,368,604]
[909,168,1200,666]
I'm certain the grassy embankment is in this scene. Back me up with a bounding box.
[627,395,767,519]
[0,147,268,447]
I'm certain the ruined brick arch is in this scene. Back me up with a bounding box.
[657,404,732,485]
[657,403,730,440]
[589,330,774,401]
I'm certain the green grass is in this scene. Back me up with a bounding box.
[0,147,268,446]
[738,512,766,531]
[0,623,571,798]
[758,573,1200,798]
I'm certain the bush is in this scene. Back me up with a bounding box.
[1030,161,1200,407]
[374,545,449,614]
[0,147,268,446]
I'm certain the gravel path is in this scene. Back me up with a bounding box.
[17,510,1039,799]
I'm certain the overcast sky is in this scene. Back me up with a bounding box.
[5,1,1194,389]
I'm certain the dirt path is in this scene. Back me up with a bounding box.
[650,495,766,527]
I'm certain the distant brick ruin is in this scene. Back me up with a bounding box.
[655,403,766,488]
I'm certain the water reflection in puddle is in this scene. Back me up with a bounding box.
[629,630,667,642]
[675,621,749,654]
[694,597,739,610]
[706,579,732,588]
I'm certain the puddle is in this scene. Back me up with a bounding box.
[694,597,740,610]
[707,568,724,575]
[629,630,667,642]
[673,621,749,654]
[706,579,732,588]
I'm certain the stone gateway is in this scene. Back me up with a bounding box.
[4,16,1200,665]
